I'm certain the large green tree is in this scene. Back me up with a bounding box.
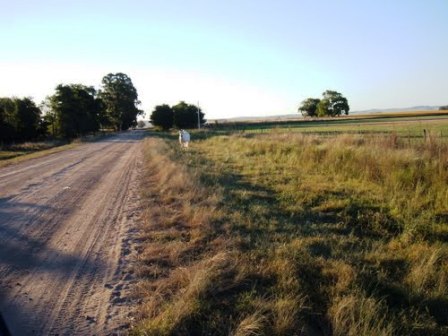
[49,84,101,138]
[173,101,205,129]
[298,98,321,117]
[150,104,174,130]
[15,97,42,141]
[99,73,142,130]
[0,97,42,142]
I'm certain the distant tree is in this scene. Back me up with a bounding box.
[37,115,51,139]
[150,104,174,130]
[301,90,349,118]
[49,84,101,138]
[137,120,146,128]
[317,98,331,117]
[173,101,206,129]
[99,73,143,130]
[320,90,350,116]
[439,105,448,111]
[298,98,321,117]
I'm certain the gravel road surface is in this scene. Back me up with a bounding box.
[0,131,145,335]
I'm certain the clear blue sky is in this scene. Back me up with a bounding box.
[1,0,447,119]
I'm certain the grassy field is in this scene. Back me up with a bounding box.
[134,114,448,335]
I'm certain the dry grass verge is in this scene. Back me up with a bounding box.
[134,131,448,335]
[0,132,119,167]
[0,142,77,168]
[134,138,233,334]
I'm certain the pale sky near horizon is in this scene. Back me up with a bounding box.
[1,0,447,119]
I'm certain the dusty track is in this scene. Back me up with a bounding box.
[0,131,145,335]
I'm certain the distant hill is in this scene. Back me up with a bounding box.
[210,114,301,123]
[209,105,442,123]
[351,106,441,114]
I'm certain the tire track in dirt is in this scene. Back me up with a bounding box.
[0,131,145,335]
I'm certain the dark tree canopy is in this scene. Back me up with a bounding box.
[99,73,143,130]
[321,90,350,116]
[15,97,42,140]
[172,101,205,129]
[1,73,146,143]
[298,98,321,117]
[150,104,174,130]
[439,105,448,111]
[0,97,17,142]
[0,97,42,143]
[300,90,349,117]
[49,84,101,138]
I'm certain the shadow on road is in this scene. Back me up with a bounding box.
[0,196,108,333]
[0,312,10,336]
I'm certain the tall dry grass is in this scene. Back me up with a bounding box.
[134,132,448,335]
[329,294,394,336]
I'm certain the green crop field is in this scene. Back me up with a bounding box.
[134,113,447,335]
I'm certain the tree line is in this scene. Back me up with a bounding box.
[1,73,142,143]
[299,90,349,117]
[150,101,206,130]
[0,97,45,143]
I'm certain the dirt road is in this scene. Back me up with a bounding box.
[0,131,145,335]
